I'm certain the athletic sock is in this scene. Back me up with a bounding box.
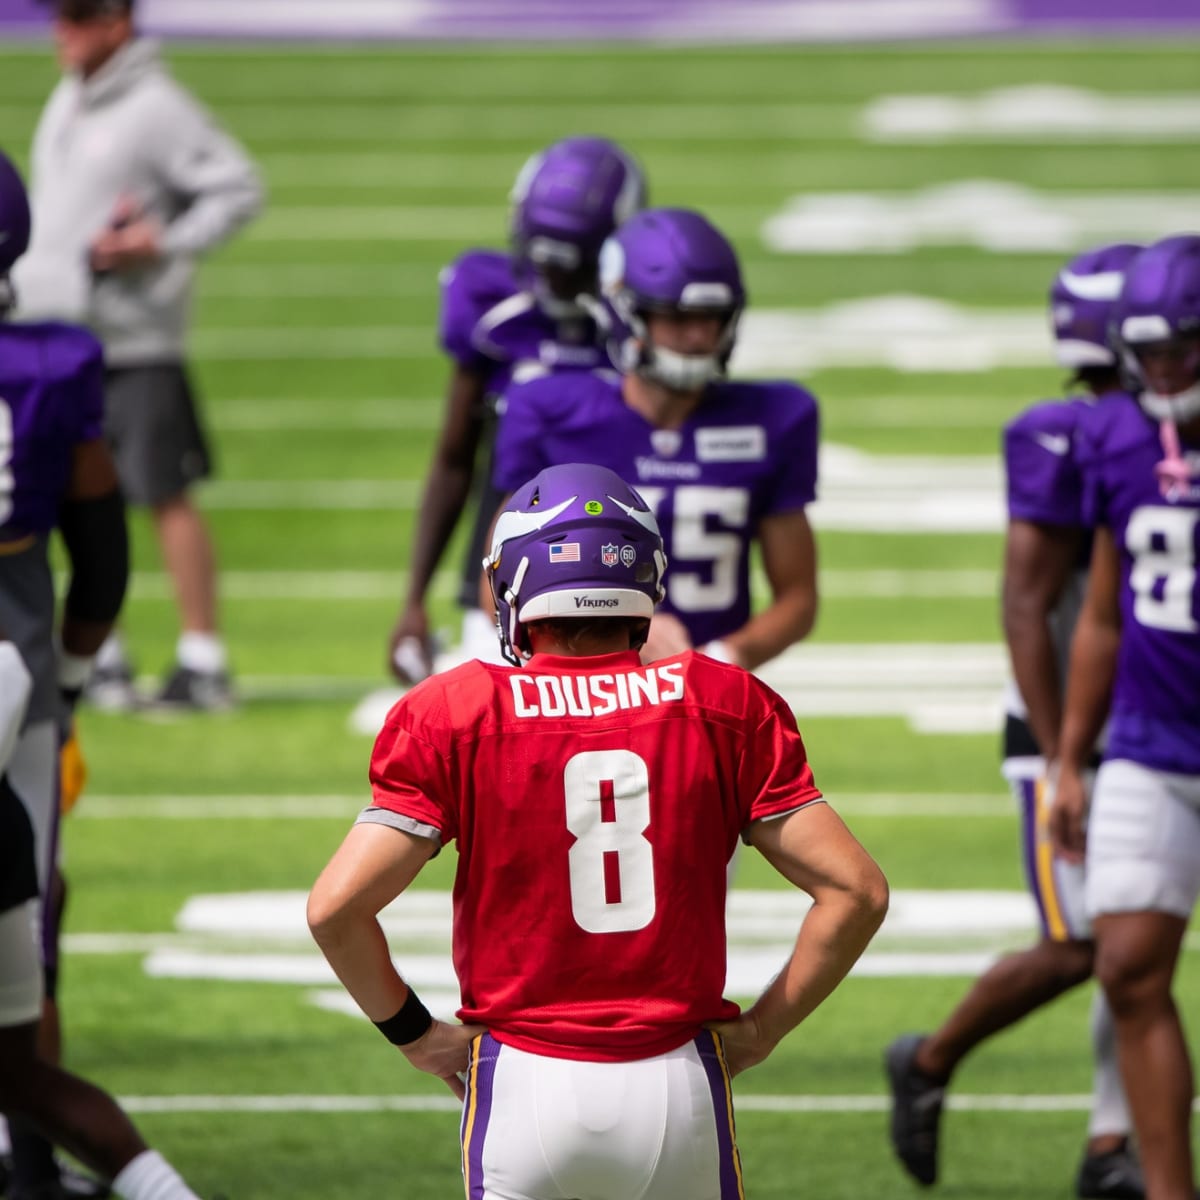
[112,1150,201,1200]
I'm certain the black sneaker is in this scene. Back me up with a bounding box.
[1076,1147,1145,1199]
[82,660,139,712]
[885,1033,945,1186]
[155,664,235,712]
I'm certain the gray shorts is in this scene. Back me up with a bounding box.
[104,363,212,506]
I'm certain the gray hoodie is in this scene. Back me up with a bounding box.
[13,38,263,367]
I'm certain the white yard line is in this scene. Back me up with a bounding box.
[74,792,1012,820]
[111,1092,1119,1116]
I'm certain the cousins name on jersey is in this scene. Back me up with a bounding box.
[510,662,685,719]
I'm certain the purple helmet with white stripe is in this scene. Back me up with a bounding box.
[0,151,32,315]
[510,137,647,319]
[1111,234,1200,424]
[599,207,746,392]
[485,463,667,665]
[1048,242,1143,369]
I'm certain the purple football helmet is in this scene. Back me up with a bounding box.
[510,137,647,319]
[1112,234,1200,424]
[1048,242,1142,370]
[485,463,667,665]
[598,207,746,393]
[0,151,32,316]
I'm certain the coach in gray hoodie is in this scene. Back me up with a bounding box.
[14,0,263,712]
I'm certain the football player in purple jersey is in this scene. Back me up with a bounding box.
[0,150,205,1200]
[490,208,818,671]
[1053,235,1200,1200]
[886,245,1146,1199]
[386,137,646,683]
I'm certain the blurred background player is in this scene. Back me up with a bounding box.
[13,0,264,711]
[0,633,202,1200]
[311,463,887,1200]
[886,244,1145,1199]
[1054,234,1200,1200]
[386,136,646,683]
[491,207,819,671]
[0,147,148,1198]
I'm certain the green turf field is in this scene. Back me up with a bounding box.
[3,37,1200,1199]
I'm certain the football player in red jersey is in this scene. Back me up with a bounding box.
[310,463,887,1200]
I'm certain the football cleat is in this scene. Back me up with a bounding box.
[82,660,139,713]
[1075,1147,1145,1200]
[885,1033,945,1187]
[155,664,234,712]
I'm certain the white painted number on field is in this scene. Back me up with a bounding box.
[564,750,656,934]
[1127,507,1200,634]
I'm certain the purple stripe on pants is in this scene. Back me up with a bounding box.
[1017,778,1053,939]
[695,1031,744,1200]
[462,1032,500,1200]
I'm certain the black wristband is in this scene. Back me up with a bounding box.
[373,988,433,1046]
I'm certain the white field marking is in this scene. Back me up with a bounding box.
[735,298,1052,375]
[207,395,1011,433]
[111,567,996,603]
[350,640,1008,736]
[209,398,442,431]
[187,299,1048,367]
[70,792,1013,821]
[138,0,1000,42]
[112,1093,1145,1116]
[763,180,1200,254]
[136,101,857,143]
[863,85,1200,143]
[189,441,1004,531]
[172,889,1037,943]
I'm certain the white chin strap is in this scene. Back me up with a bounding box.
[1140,383,1200,425]
[641,346,723,392]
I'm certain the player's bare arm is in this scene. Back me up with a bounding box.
[1002,518,1084,760]
[1051,526,1121,862]
[308,823,485,1097]
[721,509,817,670]
[390,365,490,682]
[708,803,887,1076]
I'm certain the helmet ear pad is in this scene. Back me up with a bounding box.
[484,465,667,667]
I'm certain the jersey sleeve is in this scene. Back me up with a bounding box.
[739,684,823,827]
[763,384,819,514]
[438,250,516,371]
[491,379,553,495]
[1003,402,1085,527]
[367,683,458,845]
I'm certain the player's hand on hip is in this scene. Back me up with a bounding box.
[388,609,434,684]
[639,612,692,665]
[400,1019,487,1100]
[89,217,163,274]
[1048,762,1088,864]
[704,1014,775,1079]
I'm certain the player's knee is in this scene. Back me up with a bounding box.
[1094,942,1171,1018]
[1043,937,1094,988]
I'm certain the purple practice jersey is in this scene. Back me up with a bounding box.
[439,249,609,606]
[1077,393,1200,775]
[0,321,106,727]
[493,370,819,646]
[1001,395,1104,742]
[0,322,104,543]
[439,249,606,396]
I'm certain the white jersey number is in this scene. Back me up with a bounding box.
[638,485,750,613]
[0,399,14,527]
[563,749,656,934]
[1126,506,1200,634]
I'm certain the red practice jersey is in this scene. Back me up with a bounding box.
[367,648,823,1062]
